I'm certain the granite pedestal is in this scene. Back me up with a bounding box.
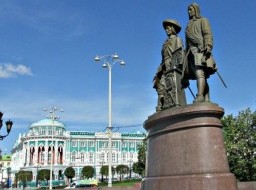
[142,103,237,190]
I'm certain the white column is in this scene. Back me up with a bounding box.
[63,141,66,165]
[55,140,58,165]
[35,141,38,164]
[23,144,28,166]
[77,139,80,164]
[45,141,48,165]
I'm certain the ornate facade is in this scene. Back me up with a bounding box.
[0,154,12,188]
[11,119,145,187]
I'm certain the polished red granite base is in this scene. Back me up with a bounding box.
[142,103,237,190]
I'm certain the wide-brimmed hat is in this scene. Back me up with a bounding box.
[162,19,181,34]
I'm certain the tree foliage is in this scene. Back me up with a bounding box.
[100,165,115,179]
[116,164,129,181]
[37,169,51,182]
[64,166,75,182]
[17,170,33,187]
[222,108,256,181]
[81,166,94,179]
[14,173,18,187]
[133,138,147,177]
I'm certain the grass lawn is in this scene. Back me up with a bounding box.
[99,179,141,187]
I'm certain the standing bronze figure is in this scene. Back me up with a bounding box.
[183,3,217,103]
[153,19,186,111]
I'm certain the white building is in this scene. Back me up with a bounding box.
[0,154,11,187]
[11,118,145,188]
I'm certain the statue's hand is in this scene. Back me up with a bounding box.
[204,45,212,54]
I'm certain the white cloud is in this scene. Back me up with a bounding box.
[0,63,33,78]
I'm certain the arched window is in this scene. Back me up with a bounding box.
[38,146,45,165]
[58,146,63,164]
[48,146,55,164]
[29,146,35,165]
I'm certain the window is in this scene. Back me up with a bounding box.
[112,142,116,148]
[71,153,76,162]
[58,129,63,135]
[122,153,127,162]
[71,141,77,147]
[89,153,94,164]
[130,142,134,147]
[112,152,116,162]
[48,153,52,164]
[80,141,86,147]
[122,142,127,147]
[100,153,105,162]
[40,152,45,164]
[88,141,94,147]
[39,128,46,135]
[42,128,46,135]
[101,142,107,148]
[81,153,85,163]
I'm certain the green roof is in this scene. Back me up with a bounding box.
[70,131,95,136]
[121,133,146,137]
[0,154,11,161]
[30,118,66,128]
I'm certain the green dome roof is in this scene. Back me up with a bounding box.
[30,118,66,129]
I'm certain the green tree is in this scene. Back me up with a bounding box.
[100,165,115,180]
[132,162,140,176]
[14,173,18,188]
[81,166,94,179]
[17,170,32,188]
[222,108,256,181]
[37,169,51,185]
[134,138,147,177]
[116,164,129,181]
[100,165,108,181]
[64,166,75,184]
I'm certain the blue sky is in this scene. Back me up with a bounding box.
[1,0,256,153]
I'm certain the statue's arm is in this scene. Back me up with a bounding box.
[201,18,213,51]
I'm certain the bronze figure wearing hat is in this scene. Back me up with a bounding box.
[153,19,186,111]
[182,3,217,103]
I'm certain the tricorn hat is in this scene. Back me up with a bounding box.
[162,19,181,34]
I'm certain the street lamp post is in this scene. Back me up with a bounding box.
[36,165,39,188]
[0,112,13,141]
[7,167,11,189]
[44,106,63,190]
[0,163,2,188]
[94,53,125,187]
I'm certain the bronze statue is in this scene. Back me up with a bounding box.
[183,3,217,103]
[153,19,186,111]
